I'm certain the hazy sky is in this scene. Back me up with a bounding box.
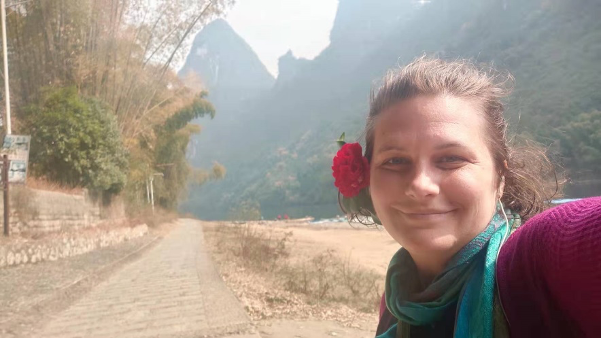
[223,0,339,76]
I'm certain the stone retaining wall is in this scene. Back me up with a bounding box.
[0,187,126,234]
[0,224,148,268]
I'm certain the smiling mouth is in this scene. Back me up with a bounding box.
[401,210,455,219]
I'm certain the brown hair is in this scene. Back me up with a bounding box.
[343,56,563,222]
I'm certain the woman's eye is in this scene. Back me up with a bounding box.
[384,157,408,165]
[440,156,464,163]
[438,156,467,168]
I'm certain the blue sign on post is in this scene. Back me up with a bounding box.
[1,135,30,184]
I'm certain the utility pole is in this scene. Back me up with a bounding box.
[1,0,11,134]
[149,173,163,214]
[149,175,155,214]
[146,177,150,204]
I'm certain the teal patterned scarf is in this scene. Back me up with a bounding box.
[380,205,520,337]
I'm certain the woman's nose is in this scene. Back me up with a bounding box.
[404,166,439,199]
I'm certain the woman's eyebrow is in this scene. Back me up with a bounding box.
[435,142,468,150]
[375,145,406,154]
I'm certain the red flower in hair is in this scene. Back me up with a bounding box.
[332,143,370,197]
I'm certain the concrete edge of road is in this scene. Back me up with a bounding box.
[5,232,165,337]
[195,220,260,338]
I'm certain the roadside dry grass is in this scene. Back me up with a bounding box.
[203,221,399,336]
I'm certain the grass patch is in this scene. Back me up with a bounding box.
[210,223,383,313]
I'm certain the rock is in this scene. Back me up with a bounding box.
[6,251,14,265]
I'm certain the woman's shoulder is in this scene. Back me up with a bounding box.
[503,196,600,253]
[523,196,600,230]
[496,196,601,337]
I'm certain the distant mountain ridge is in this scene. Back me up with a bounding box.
[179,18,274,95]
[182,0,601,220]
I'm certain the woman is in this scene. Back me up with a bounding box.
[331,57,600,337]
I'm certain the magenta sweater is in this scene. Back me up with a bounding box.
[496,196,601,337]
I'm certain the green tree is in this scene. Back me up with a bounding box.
[6,0,234,212]
[152,92,225,210]
[552,110,601,179]
[22,86,128,193]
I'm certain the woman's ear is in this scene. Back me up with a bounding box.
[497,176,505,200]
[498,160,508,199]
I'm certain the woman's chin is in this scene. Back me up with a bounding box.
[400,232,459,255]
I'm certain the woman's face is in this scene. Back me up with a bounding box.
[369,95,500,256]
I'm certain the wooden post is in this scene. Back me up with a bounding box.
[3,154,9,236]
